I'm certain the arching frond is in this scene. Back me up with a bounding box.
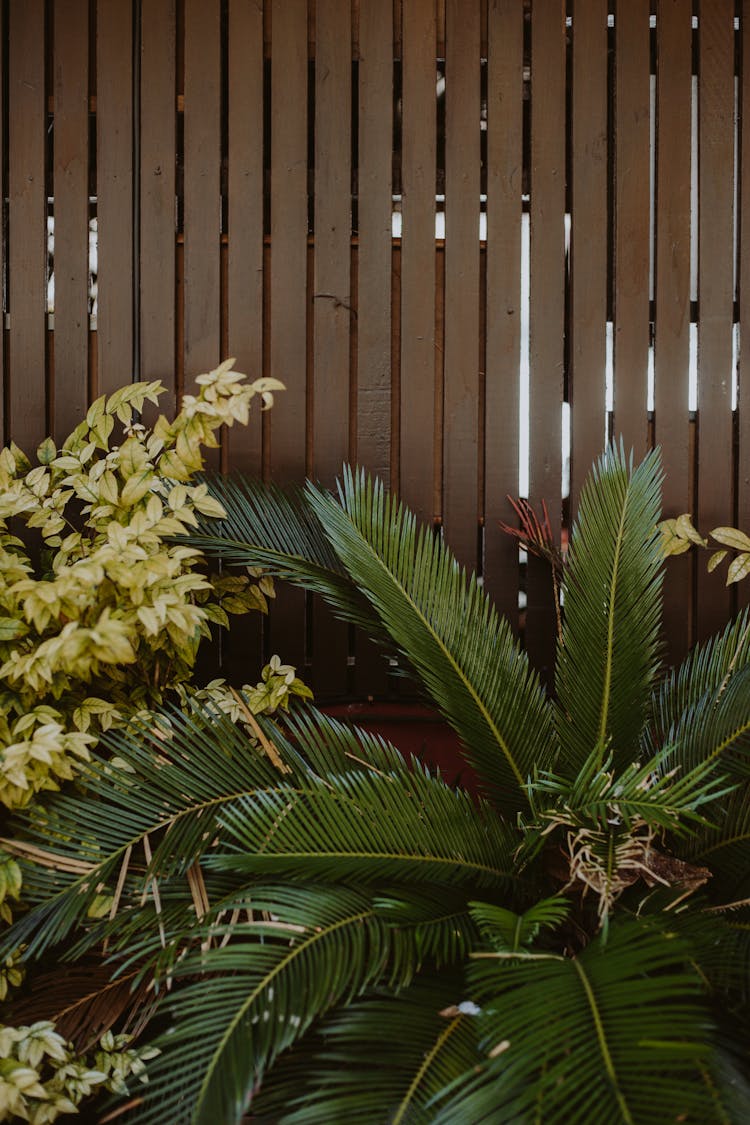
[556,446,664,776]
[253,975,481,1124]
[647,608,750,749]
[435,919,719,1125]
[128,886,406,1125]
[303,467,554,811]
[186,473,386,637]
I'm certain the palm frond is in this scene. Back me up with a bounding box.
[127,886,408,1125]
[209,756,517,890]
[187,474,386,637]
[435,919,718,1125]
[469,894,570,953]
[688,787,750,901]
[302,467,554,811]
[0,704,299,961]
[648,665,750,784]
[556,445,664,776]
[253,975,481,1124]
[647,608,750,751]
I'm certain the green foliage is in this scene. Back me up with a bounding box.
[0,1022,158,1123]
[5,445,750,1122]
[660,512,750,585]
[0,360,284,809]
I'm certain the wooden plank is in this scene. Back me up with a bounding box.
[569,0,607,518]
[183,0,221,384]
[225,0,264,477]
[400,0,436,527]
[221,0,266,687]
[96,0,134,396]
[612,0,650,456]
[484,0,523,627]
[139,0,176,414]
[442,0,480,572]
[9,0,47,451]
[654,0,692,662]
[696,0,735,640]
[53,0,89,442]
[357,0,393,484]
[527,0,566,683]
[739,0,750,612]
[310,0,352,698]
[268,0,309,672]
[0,0,4,443]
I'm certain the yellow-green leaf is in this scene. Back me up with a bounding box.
[711,526,750,552]
[727,552,750,585]
[707,550,728,574]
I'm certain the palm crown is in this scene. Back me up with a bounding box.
[4,445,750,1123]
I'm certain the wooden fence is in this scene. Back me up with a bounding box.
[2,0,749,698]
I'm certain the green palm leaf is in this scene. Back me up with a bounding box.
[302,467,554,811]
[131,886,405,1125]
[253,975,481,1124]
[187,473,386,637]
[556,445,664,776]
[436,919,718,1125]
[1,704,292,961]
[210,758,517,890]
[647,608,750,750]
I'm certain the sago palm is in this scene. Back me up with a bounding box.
[4,445,750,1123]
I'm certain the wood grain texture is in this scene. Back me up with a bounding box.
[696,0,735,639]
[9,0,47,450]
[569,0,607,518]
[226,0,264,478]
[527,0,566,683]
[183,0,221,383]
[613,0,650,457]
[53,0,89,441]
[139,0,176,413]
[268,0,309,672]
[357,0,393,484]
[97,0,134,396]
[400,0,436,527]
[442,0,480,572]
[739,0,750,612]
[311,0,352,697]
[484,0,522,627]
[654,0,692,660]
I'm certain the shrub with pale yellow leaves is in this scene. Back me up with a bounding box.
[0,1022,158,1123]
[0,361,293,812]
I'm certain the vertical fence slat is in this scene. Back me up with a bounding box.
[97,0,133,396]
[268,0,309,671]
[140,0,176,411]
[484,0,522,626]
[183,0,221,383]
[357,0,392,483]
[400,0,436,526]
[527,0,566,682]
[696,0,735,639]
[612,0,650,455]
[222,0,265,686]
[569,0,607,517]
[353,0,394,699]
[53,0,89,441]
[443,0,480,571]
[9,0,46,450]
[654,0,692,661]
[0,0,4,443]
[226,0,264,476]
[311,0,352,697]
[740,1,750,612]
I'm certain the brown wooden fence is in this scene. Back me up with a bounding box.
[2,0,749,697]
